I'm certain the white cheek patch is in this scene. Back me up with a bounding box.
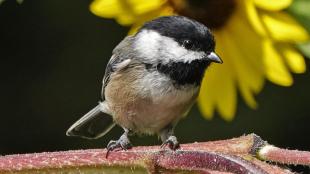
[135,30,206,64]
[134,30,161,64]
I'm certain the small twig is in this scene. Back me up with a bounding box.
[258,145,310,165]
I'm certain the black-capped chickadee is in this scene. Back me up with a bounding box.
[66,16,222,152]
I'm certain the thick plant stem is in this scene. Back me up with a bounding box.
[258,144,310,165]
[0,134,309,174]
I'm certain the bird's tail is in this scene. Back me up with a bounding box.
[66,102,115,139]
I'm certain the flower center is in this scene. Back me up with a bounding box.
[169,0,236,29]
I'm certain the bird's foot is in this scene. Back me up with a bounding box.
[106,133,132,157]
[160,135,180,150]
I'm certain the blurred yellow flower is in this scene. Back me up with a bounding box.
[90,0,309,120]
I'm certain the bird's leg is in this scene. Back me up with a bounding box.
[160,124,180,150]
[106,128,132,155]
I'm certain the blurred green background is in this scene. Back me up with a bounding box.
[0,1,309,171]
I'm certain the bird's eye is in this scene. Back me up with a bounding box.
[182,40,193,49]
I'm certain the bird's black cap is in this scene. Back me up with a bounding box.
[139,16,215,53]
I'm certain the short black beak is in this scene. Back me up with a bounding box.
[207,52,223,64]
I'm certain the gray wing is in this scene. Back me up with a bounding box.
[66,103,115,139]
[66,36,136,139]
[101,35,136,100]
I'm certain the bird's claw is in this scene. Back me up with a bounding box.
[161,135,180,150]
[106,134,132,157]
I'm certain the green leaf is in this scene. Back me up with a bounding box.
[288,0,310,32]
[287,0,310,58]
[298,42,310,59]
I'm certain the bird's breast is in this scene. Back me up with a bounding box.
[105,66,199,134]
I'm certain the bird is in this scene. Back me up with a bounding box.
[66,15,222,153]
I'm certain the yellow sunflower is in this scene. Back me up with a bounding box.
[90,0,309,120]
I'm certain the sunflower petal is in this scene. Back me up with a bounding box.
[227,13,265,94]
[221,13,266,108]
[90,0,136,25]
[214,65,237,121]
[260,10,309,42]
[90,0,167,26]
[90,0,122,18]
[276,43,306,74]
[130,0,167,15]
[240,0,267,37]
[199,32,237,121]
[254,0,292,11]
[198,73,216,120]
[128,6,174,34]
[198,65,237,121]
[263,40,293,86]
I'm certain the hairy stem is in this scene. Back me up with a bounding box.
[0,134,309,174]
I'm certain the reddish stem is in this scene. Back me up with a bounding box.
[258,145,310,165]
[0,134,308,174]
